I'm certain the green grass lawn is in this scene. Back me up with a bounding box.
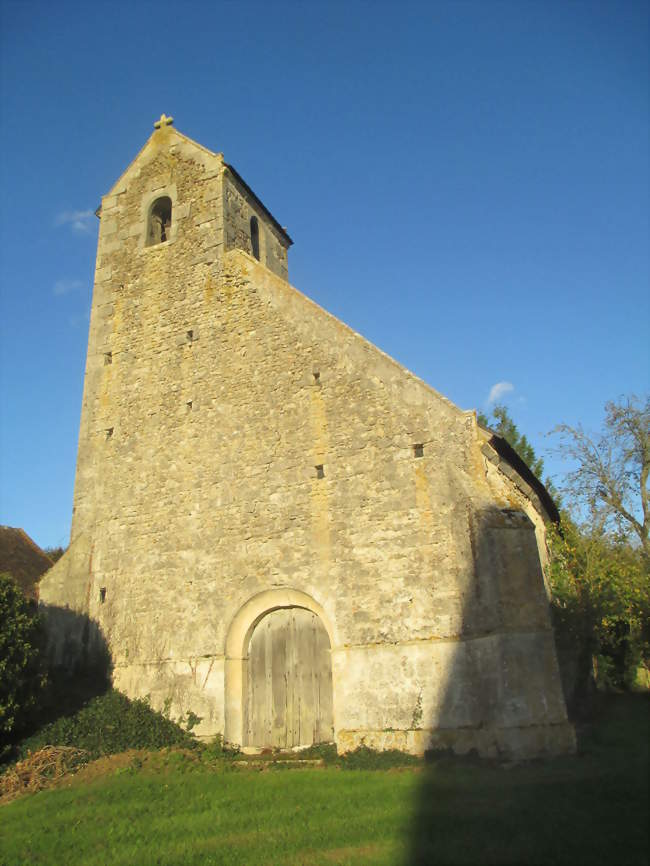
[1,695,648,866]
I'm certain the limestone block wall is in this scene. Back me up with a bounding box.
[222,169,289,280]
[39,127,573,758]
[481,441,553,582]
[70,126,226,540]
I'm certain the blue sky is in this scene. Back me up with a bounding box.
[0,0,648,549]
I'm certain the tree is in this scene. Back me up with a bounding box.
[547,519,649,694]
[551,396,649,557]
[0,573,47,751]
[478,400,650,698]
[478,403,545,479]
[547,396,650,699]
[44,546,66,563]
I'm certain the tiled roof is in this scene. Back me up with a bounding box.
[0,526,53,601]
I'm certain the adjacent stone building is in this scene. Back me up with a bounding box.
[39,115,574,757]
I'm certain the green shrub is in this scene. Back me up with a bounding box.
[198,734,241,763]
[0,573,47,751]
[337,745,421,769]
[293,742,339,763]
[18,690,197,760]
[547,520,650,704]
[290,742,420,769]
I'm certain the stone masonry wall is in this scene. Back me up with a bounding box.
[223,170,289,280]
[40,127,573,758]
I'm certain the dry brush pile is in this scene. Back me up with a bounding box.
[0,746,88,804]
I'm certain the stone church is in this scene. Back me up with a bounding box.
[40,115,574,758]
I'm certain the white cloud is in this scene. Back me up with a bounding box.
[53,278,84,297]
[487,381,514,404]
[55,209,95,234]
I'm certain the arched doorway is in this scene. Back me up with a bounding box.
[245,607,334,749]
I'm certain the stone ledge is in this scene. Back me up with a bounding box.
[337,721,576,759]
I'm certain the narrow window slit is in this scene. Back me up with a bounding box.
[414,444,424,458]
[99,587,106,603]
[104,352,112,365]
[250,216,260,260]
[315,464,325,479]
[186,330,194,342]
[313,371,320,382]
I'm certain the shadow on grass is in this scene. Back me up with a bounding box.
[408,692,650,866]
[405,504,647,865]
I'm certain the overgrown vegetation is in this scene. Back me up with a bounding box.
[1,664,426,781]
[0,573,47,756]
[270,742,420,769]
[16,690,197,761]
[548,519,650,699]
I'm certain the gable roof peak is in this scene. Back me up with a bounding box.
[102,118,222,201]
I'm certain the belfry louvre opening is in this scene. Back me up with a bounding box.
[250,216,260,260]
[147,196,172,246]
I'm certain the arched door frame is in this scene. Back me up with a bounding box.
[224,588,337,748]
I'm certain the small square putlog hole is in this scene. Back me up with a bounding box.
[104,352,112,365]
[313,371,320,383]
[186,400,193,411]
[106,427,114,440]
[315,464,325,479]
[186,330,194,342]
[99,587,106,603]
[414,444,424,458]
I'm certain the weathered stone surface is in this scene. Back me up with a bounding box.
[39,121,574,758]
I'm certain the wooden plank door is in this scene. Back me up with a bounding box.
[246,607,333,749]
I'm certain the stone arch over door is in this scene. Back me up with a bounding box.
[224,589,337,748]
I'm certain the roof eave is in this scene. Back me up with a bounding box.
[479,426,560,523]
[224,162,293,247]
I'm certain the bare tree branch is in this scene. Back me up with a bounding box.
[550,395,650,556]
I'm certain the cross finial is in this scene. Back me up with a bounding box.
[154,113,174,129]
